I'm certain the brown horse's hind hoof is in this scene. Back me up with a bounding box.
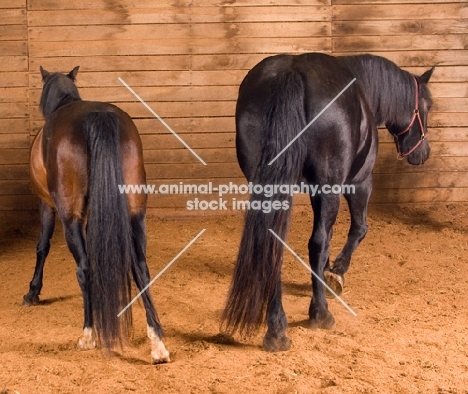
[77,327,96,350]
[22,294,40,306]
[263,334,291,352]
[324,271,344,298]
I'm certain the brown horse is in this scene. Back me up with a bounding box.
[23,66,170,363]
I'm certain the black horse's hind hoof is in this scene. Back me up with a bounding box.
[262,334,291,352]
[22,294,40,306]
[324,271,344,298]
[307,309,335,330]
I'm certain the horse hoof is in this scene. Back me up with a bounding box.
[324,271,344,298]
[22,294,39,306]
[262,335,291,352]
[77,327,96,350]
[151,346,171,364]
[150,338,171,364]
[307,310,335,330]
[147,325,170,364]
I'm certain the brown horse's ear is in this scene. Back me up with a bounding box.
[420,67,435,84]
[40,66,50,82]
[68,66,80,81]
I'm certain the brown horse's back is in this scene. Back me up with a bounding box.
[31,101,146,220]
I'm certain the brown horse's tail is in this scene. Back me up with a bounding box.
[221,71,307,336]
[85,111,133,349]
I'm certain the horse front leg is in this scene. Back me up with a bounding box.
[130,213,169,364]
[325,176,372,297]
[23,201,56,306]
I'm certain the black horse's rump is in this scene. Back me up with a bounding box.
[222,53,434,350]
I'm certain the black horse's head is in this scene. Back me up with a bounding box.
[387,67,434,165]
[39,66,81,119]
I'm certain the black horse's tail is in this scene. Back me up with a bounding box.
[85,111,133,349]
[222,71,307,336]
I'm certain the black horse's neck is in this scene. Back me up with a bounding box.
[339,54,415,129]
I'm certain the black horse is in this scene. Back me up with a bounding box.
[222,53,434,351]
[23,67,170,363]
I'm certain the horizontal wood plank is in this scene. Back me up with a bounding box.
[0,133,29,149]
[0,56,27,72]
[334,0,467,4]
[0,0,25,8]
[1,9,26,25]
[0,41,27,56]
[0,164,29,180]
[29,22,330,42]
[0,25,27,41]
[0,148,29,165]
[30,55,193,73]
[0,103,28,118]
[429,83,468,98]
[333,4,468,21]
[143,148,236,164]
[334,35,468,52]
[430,112,468,128]
[0,87,28,103]
[145,162,243,180]
[30,85,239,103]
[374,155,468,174]
[0,118,28,134]
[373,171,468,190]
[0,180,30,195]
[0,72,28,87]
[28,6,331,26]
[333,19,468,36]
[29,71,247,88]
[28,0,329,10]
[29,37,331,57]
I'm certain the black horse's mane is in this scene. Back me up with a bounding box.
[338,54,430,128]
[39,72,81,118]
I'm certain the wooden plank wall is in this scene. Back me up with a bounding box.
[1,0,467,228]
[27,0,330,216]
[0,0,31,228]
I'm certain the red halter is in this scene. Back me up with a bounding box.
[394,77,427,160]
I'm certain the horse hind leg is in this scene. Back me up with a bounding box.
[263,281,291,352]
[62,217,96,350]
[130,213,169,363]
[23,201,56,306]
[308,194,340,329]
[325,176,372,298]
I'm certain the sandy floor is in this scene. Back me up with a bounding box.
[1,203,468,393]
